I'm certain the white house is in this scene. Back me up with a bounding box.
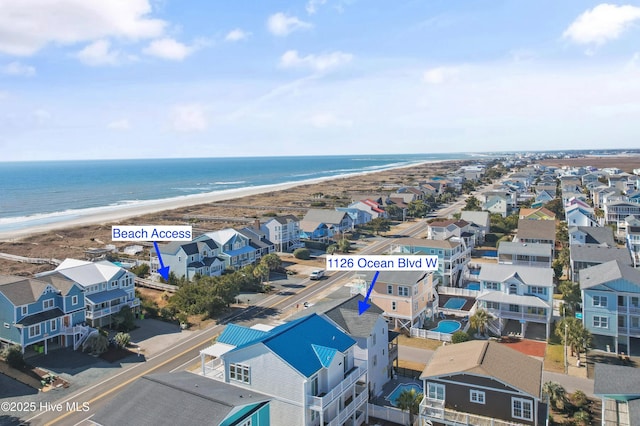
[260,215,302,252]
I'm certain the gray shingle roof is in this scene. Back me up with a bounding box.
[579,260,640,289]
[498,242,552,257]
[323,295,384,338]
[570,244,631,264]
[18,308,64,326]
[516,219,556,242]
[478,263,553,287]
[0,275,52,306]
[303,209,347,225]
[594,363,640,395]
[569,226,615,246]
[460,211,490,228]
[421,340,542,398]
[91,372,270,426]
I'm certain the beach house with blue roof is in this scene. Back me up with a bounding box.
[0,274,88,354]
[201,314,368,426]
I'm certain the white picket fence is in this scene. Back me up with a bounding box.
[368,403,415,425]
[410,327,452,343]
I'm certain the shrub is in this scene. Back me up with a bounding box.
[6,345,24,369]
[114,332,131,348]
[293,248,310,260]
[130,263,150,278]
[112,305,136,331]
[451,331,470,344]
[571,390,588,409]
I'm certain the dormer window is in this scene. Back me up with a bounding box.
[21,306,27,315]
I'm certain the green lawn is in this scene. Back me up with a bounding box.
[398,334,444,351]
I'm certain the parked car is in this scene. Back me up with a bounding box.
[309,270,325,280]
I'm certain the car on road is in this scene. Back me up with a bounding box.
[309,270,325,280]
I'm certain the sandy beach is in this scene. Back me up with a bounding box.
[0,159,468,275]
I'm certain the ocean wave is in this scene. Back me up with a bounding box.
[210,181,247,185]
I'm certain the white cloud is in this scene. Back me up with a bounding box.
[563,3,640,45]
[1,61,36,77]
[306,0,327,15]
[108,119,130,130]
[280,50,352,72]
[77,40,125,66]
[143,38,196,61]
[422,66,460,84]
[267,13,312,36]
[171,104,207,132]
[309,112,352,128]
[225,28,251,42]
[0,0,166,56]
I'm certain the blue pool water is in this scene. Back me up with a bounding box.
[476,249,497,257]
[430,320,461,334]
[443,298,466,310]
[386,383,423,407]
[466,283,480,291]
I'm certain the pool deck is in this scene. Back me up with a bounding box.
[371,376,423,407]
[438,294,475,312]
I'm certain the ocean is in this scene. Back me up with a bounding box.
[0,153,474,232]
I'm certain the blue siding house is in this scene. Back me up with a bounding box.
[580,260,640,356]
[0,274,88,354]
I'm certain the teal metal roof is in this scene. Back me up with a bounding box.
[229,314,355,378]
[217,324,269,347]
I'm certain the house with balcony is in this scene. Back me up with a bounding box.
[151,238,225,280]
[565,204,599,228]
[482,191,515,217]
[290,294,396,398]
[514,219,556,253]
[335,207,372,227]
[518,207,556,221]
[594,363,640,426]
[351,270,437,332]
[90,372,271,426]
[0,274,90,354]
[580,260,640,356]
[390,238,469,287]
[476,263,553,339]
[427,219,476,249]
[37,259,139,328]
[260,214,303,252]
[569,226,615,247]
[200,228,258,270]
[300,209,354,241]
[347,199,387,220]
[419,340,546,426]
[626,224,640,268]
[460,211,490,244]
[605,201,640,232]
[238,226,275,260]
[570,245,632,282]
[200,314,368,426]
[497,242,553,268]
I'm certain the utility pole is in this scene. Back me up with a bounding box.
[564,312,568,374]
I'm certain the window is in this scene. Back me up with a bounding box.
[484,282,500,291]
[311,375,318,396]
[485,301,499,310]
[632,297,639,308]
[470,390,485,404]
[398,286,409,297]
[593,316,608,328]
[111,281,117,288]
[387,285,393,295]
[427,382,445,400]
[509,284,518,295]
[372,332,376,346]
[50,319,57,332]
[632,316,639,328]
[373,355,377,367]
[593,295,607,307]
[43,299,54,310]
[29,324,41,338]
[72,295,78,305]
[512,397,533,421]
[391,301,397,311]
[229,363,250,384]
[21,306,27,315]
[529,286,547,296]
[509,304,520,313]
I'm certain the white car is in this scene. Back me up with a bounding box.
[309,270,325,280]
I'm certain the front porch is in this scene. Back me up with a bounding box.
[420,397,529,426]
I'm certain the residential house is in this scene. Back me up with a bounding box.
[427,219,476,249]
[335,207,372,227]
[569,226,615,246]
[238,225,275,260]
[518,207,556,221]
[626,224,640,268]
[605,201,640,232]
[260,214,303,252]
[397,186,425,201]
[594,363,640,426]
[300,209,353,241]
[497,242,553,269]
[460,211,490,244]
[565,204,599,228]
[625,190,640,204]
[609,174,635,193]
[514,219,556,251]
[289,294,396,397]
[476,263,554,339]
[482,191,515,217]
[562,190,587,207]
[0,274,88,354]
[201,229,258,269]
[90,372,271,426]
[592,186,616,209]
[152,238,225,280]
[352,270,437,332]
[347,199,386,219]
[580,260,640,356]
[390,238,470,287]
[419,340,546,426]
[200,314,368,426]
[581,172,602,187]
[571,245,632,282]
[37,259,139,328]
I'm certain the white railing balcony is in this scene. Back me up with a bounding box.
[308,359,367,410]
[62,325,87,335]
[86,299,140,319]
[203,358,225,381]
[420,397,527,426]
[326,386,368,426]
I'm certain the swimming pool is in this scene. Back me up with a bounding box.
[466,283,480,291]
[475,249,497,257]
[443,297,466,310]
[430,320,461,334]
[386,383,423,407]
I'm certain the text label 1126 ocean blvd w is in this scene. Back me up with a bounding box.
[326,255,438,271]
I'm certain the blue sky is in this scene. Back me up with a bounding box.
[1,0,640,161]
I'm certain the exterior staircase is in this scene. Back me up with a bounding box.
[75,327,97,351]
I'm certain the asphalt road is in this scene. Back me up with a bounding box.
[23,219,432,426]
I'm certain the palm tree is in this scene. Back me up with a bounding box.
[396,388,422,426]
[253,263,269,289]
[556,317,592,361]
[542,381,567,411]
[470,309,491,337]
